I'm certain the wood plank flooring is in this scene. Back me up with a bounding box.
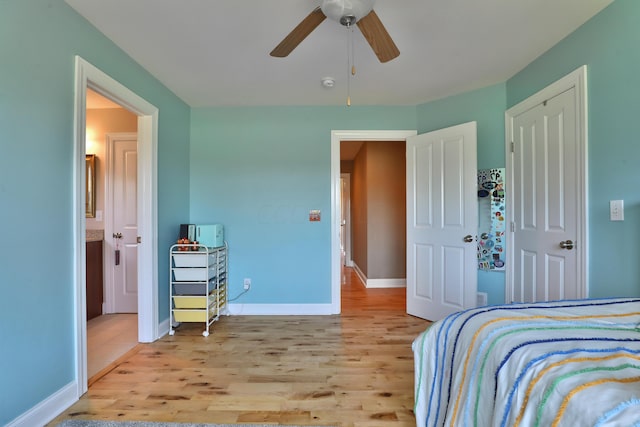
[50,268,430,426]
[87,314,139,382]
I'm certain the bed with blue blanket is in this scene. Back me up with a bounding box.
[412,298,640,426]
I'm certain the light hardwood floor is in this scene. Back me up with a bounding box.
[87,313,139,382]
[50,268,430,426]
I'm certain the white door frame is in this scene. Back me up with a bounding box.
[331,130,417,313]
[73,56,159,396]
[504,65,588,302]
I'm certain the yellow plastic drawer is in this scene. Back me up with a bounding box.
[172,295,211,309]
[173,310,212,322]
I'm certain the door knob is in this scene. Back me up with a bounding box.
[559,239,574,250]
[463,235,474,243]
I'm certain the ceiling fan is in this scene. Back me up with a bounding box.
[270,0,400,63]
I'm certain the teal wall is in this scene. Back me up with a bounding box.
[507,0,640,298]
[0,1,190,425]
[190,107,416,303]
[416,83,508,305]
[3,0,640,424]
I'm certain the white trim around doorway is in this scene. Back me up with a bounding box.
[330,130,417,314]
[73,56,159,398]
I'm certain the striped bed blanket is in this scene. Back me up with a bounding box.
[412,298,640,426]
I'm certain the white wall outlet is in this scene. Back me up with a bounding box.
[477,292,488,307]
[243,278,251,290]
[610,200,624,221]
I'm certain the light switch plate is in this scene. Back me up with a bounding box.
[610,200,624,221]
[309,209,321,222]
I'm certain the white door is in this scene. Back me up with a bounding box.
[107,133,139,313]
[406,122,478,321]
[508,81,585,302]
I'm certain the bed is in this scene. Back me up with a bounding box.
[412,298,640,426]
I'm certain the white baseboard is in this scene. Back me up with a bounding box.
[352,262,406,288]
[352,263,368,286]
[7,381,78,427]
[365,278,407,288]
[158,316,171,338]
[227,303,334,315]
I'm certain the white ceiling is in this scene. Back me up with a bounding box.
[66,0,612,108]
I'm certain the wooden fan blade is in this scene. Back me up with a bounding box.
[357,10,400,63]
[270,7,326,58]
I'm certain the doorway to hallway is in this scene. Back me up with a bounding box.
[331,130,417,315]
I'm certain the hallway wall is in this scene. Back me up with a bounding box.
[351,141,406,283]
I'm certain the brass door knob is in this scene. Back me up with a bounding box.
[463,235,474,243]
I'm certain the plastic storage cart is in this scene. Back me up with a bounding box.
[169,242,227,336]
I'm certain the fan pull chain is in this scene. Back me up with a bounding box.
[346,24,355,106]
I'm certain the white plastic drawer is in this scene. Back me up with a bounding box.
[172,266,215,282]
[172,252,214,267]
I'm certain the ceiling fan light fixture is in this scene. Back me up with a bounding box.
[269,0,398,64]
[321,0,376,25]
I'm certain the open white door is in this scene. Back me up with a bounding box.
[406,122,478,321]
